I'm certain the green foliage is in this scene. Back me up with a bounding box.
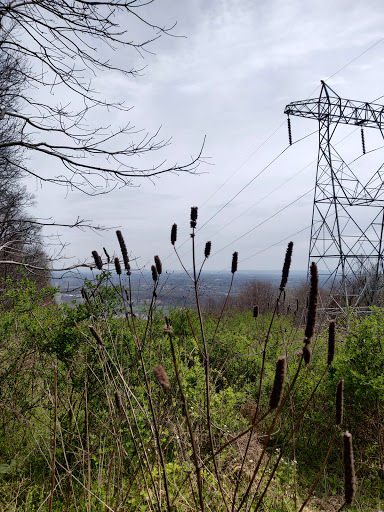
[329,307,384,403]
[0,274,383,511]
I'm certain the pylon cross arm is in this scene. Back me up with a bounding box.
[284,97,384,129]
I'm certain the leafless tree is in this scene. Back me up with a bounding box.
[0,1,204,272]
[0,1,203,191]
[0,31,51,285]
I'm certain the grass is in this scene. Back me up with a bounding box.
[0,207,382,511]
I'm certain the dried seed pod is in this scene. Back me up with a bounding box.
[296,298,299,312]
[91,250,103,270]
[154,255,162,275]
[151,265,158,282]
[336,378,344,426]
[204,241,212,258]
[171,223,177,245]
[279,241,293,291]
[327,320,336,365]
[114,390,122,411]
[253,305,259,318]
[303,345,312,365]
[305,262,318,342]
[89,325,104,347]
[343,431,357,504]
[103,247,111,263]
[231,252,238,274]
[269,356,286,410]
[114,257,122,275]
[116,230,129,270]
[81,288,89,302]
[190,206,198,228]
[153,364,170,390]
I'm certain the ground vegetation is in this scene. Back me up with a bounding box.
[0,207,382,511]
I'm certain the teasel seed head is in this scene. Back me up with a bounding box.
[114,257,122,275]
[269,356,286,410]
[279,241,293,291]
[114,390,122,411]
[153,364,170,391]
[253,305,259,318]
[190,206,198,228]
[204,241,212,258]
[336,378,344,426]
[103,247,110,264]
[126,263,131,276]
[171,223,177,245]
[231,251,238,274]
[91,250,103,270]
[116,230,129,270]
[305,262,318,341]
[303,345,312,365]
[154,255,162,275]
[89,325,104,347]
[343,431,357,505]
[327,320,336,365]
[150,264,158,282]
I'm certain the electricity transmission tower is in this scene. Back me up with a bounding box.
[285,81,384,309]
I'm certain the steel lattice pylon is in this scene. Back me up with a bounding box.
[285,81,384,309]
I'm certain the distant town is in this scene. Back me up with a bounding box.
[53,269,308,308]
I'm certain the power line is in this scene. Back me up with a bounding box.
[162,128,317,264]
[214,223,314,273]
[207,187,314,261]
[306,35,384,98]
[200,121,286,208]
[197,129,317,233]
[163,38,384,267]
[201,36,384,216]
[217,144,384,271]
[202,161,314,242]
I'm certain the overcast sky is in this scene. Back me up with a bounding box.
[29,0,384,274]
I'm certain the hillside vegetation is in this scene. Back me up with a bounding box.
[0,217,383,511]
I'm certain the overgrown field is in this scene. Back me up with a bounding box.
[0,231,383,511]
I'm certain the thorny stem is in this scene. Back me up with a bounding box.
[186,310,205,359]
[166,327,205,512]
[48,365,57,512]
[174,246,194,281]
[126,274,172,512]
[191,227,231,512]
[85,347,91,512]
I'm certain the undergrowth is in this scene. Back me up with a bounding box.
[0,208,382,511]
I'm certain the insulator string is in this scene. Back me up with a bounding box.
[361,127,366,154]
[287,116,292,145]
